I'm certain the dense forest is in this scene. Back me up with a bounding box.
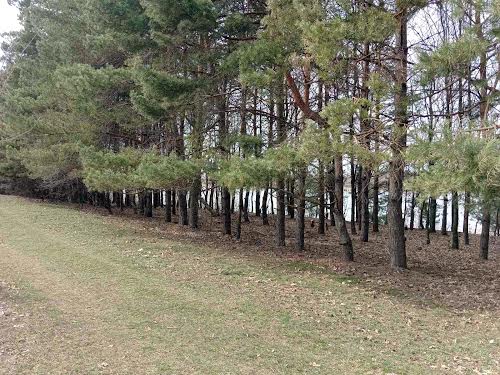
[0,0,498,269]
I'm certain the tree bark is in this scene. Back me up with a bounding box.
[236,188,243,240]
[480,205,490,260]
[165,189,172,223]
[360,41,371,242]
[145,190,153,218]
[190,176,201,229]
[255,190,261,217]
[333,155,353,261]
[388,5,408,269]
[243,190,250,222]
[350,158,357,235]
[296,170,306,251]
[441,194,448,235]
[276,181,286,246]
[318,162,325,234]
[275,80,286,246]
[429,198,437,233]
[287,179,295,219]
[262,185,269,225]
[179,191,188,226]
[222,187,232,235]
[409,192,415,230]
[451,191,459,249]
[463,192,470,245]
[372,166,379,233]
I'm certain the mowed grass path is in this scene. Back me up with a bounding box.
[0,196,498,374]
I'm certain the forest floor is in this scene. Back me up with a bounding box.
[0,195,498,374]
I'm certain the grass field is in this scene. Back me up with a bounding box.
[0,195,498,374]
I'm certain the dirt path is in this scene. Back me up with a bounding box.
[0,195,498,374]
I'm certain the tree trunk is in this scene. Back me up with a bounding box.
[441,194,448,235]
[190,175,201,229]
[356,165,362,231]
[419,200,426,229]
[222,187,231,235]
[296,170,306,251]
[209,182,214,210]
[480,205,490,260]
[426,198,431,245]
[179,191,188,226]
[287,179,295,219]
[318,162,325,234]
[165,189,172,223]
[236,188,243,240]
[275,80,286,247]
[262,185,269,225]
[429,198,437,232]
[388,5,408,269]
[243,190,250,222]
[451,191,459,249]
[350,158,357,235]
[171,190,176,216]
[255,190,261,217]
[409,192,415,230]
[145,190,153,218]
[372,166,379,232]
[360,168,370,241]
[463,192,470,245]
[276,181,286,246]
[333,155,353,261]
[139,192,145,215]
[360,41,371,242]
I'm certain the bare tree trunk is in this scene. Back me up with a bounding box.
[179,191,188,226]
[222,188,231,235]
[419,200,426,229]
[388,5,408,269]
[243,190,250,222]
[318,162,325,234]
[327,163,336,227]
[409,192,415,230]
[463,192,470,245]
[451,191,459,249]
[480,205,490,260]
[333,155,353,261]
[296,170,306,251]
[477,4,490,259]
[262,185,269,225]
[287,179,295,219]
[171,190,176,216]
[275,81,286,246]
[429,198,437,233]
[441,196,449,235]
[276,181,286,246]
[236,189,243,240]
[145,190,153,218]
[255,190,261,217]
[360,41,371,242]
[356,165,362,231]
[165,189,172,223]
[350,158,357,235]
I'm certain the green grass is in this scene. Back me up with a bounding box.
[0,195,498,374]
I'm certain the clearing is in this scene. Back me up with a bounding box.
[0,195,498,374]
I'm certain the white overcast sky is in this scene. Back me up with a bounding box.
[0,0,21,54]
[0,0,21,62]
[0,0,20,33]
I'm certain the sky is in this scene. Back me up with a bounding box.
[0,1,20,35]
[0,0,21,59]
